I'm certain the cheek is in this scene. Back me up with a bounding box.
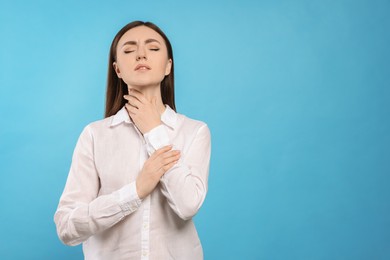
[116,59,134,75]
[116,56,128,66]
[157,58,170,72]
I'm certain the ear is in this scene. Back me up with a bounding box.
[164,59,172,76]
[113,62,122,78]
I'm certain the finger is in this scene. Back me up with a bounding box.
[150,145,173,159]
[154,151,180,167]
[161,150,180,160]
[124,95,142,108]
[162,153,181,165]
[129,89,148,104]
[156,166,166,178]
[156,160,177,178]
[153,150,180,165]
[161,160,179,175]
[125,103,138,115]
[162,153,180,166]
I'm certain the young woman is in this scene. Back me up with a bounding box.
[54,21,211,259]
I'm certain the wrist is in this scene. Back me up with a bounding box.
[135,180,146,200]
[144,121,162,134]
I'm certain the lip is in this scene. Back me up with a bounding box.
[134,64,151,71]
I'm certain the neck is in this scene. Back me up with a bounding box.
[128,84,166,114]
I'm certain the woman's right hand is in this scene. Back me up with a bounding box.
[136,145,181,199]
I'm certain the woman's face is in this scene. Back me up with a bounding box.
[114,26,172,89]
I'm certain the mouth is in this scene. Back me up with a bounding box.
[134,64,151,71]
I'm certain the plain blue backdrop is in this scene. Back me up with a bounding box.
[1,0,389,259]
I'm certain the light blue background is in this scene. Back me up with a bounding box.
[1,0,389,259]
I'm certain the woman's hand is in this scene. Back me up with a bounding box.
[124,89,162,134]
[136,145,181,199]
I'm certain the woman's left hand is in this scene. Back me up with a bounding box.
[124,89,162,134]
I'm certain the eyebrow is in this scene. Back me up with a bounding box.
[122,38,161,47]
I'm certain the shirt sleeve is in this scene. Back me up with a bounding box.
[143,124,170,154]
[54,125,142,246]
[144,123,211,220]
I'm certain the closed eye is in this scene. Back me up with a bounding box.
[150,48,160,51]
[124,50,135,54]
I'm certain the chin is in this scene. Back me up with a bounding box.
[127,82,160,89]
[126,78,164,88]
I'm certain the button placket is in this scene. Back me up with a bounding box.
[139,138,150,260]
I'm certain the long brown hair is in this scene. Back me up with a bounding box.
[105,21,176,117]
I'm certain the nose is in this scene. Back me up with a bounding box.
[136,46,147,61]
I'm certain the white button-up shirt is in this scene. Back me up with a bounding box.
[54,105,211,259]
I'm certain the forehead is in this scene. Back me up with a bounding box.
[118,26,166,45]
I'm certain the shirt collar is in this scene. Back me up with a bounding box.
[110,105,177,129]
[161,105,177,129]
[110,106,131,127]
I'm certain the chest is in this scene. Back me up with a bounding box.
[92,124,146,194]
[92,124,190,194]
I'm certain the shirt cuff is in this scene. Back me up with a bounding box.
[144,124,170,155]
[116,181,142,216]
